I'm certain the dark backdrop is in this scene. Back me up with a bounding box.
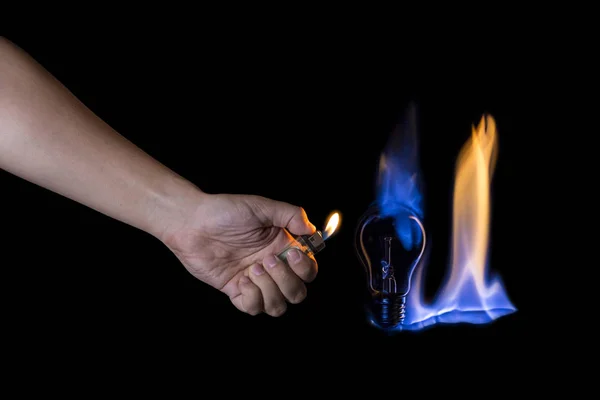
[1,33,536,359]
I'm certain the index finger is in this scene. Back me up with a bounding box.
[258,198,316,236]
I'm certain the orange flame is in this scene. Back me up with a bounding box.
[323,212,340,240]
[405,114,515,329]
[449,114,498,292]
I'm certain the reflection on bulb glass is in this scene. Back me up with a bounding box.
[355,203,426,329]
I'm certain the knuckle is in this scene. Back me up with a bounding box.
[266,261,283,275]
[290,287,307,304]
[267,304,287,317]
[299,265,317,282]
[244,301,262,316]
[247,307,262,316]
[242,292,262,316]
[249,284,261,295]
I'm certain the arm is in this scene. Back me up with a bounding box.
[0,37,319,316]
[0,37,200,241]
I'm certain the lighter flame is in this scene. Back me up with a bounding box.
[323,212,340,240]
[403,114,516,330]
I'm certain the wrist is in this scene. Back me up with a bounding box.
[144,173,207,244]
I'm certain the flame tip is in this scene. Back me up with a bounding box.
[322,211,341,239]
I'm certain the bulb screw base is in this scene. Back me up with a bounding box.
[370,293,406,329]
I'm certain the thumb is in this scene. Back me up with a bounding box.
[256,197,316,235]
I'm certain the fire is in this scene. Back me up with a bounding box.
[323,212,340,240]
[375,109,516,331]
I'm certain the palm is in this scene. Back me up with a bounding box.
[166,194,293,291]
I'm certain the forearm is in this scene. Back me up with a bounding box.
[0,37,202,240]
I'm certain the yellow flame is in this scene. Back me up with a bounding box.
[402,113,515,328]
[323,212,341,239]
[448,114,498,294]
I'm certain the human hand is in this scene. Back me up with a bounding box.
[161,193,319,317]
[0,38,317,318]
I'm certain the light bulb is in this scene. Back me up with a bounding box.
[354,203,426,329]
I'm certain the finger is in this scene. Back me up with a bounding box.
[231,276,263,316]
[286,248,318,283]
[255,197,316,236]
[248,263,287,317]
[263,254,307,304]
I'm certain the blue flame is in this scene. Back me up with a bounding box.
[371,109,516,332]
[376,104,423,251]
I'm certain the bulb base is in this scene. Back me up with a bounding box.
[369,293,406,329]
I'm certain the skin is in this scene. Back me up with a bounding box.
[0,37,318,317]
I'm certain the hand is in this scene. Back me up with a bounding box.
[0,38,317,318]
[162,193,319,317]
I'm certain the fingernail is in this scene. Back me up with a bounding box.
[287,249,301,264]
[251,263,265,275]
[264,254,278,269]
[240,276,250,284]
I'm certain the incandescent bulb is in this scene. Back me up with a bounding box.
[355,203,426,329]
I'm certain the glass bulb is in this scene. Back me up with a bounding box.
[354,203,426,329]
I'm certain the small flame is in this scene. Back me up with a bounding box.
[323,212,340,240]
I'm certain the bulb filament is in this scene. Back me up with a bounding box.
[381,237,397,293]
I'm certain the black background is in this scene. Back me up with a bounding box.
[1,32,538,361]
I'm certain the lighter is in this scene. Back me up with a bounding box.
[276,211,340,264]
[276,231,326,263]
